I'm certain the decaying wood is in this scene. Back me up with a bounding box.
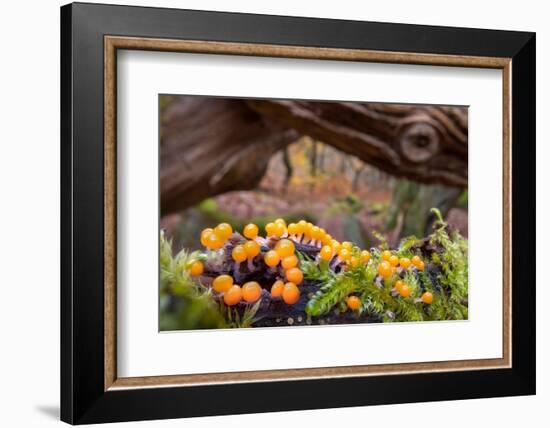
[202,233,381,327]
[246,100,467,187]
[161,97,467,214]
[161,97,297,215]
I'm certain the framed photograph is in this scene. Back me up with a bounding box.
[61,2,535,424]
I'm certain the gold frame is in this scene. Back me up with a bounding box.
[104,36,512,391]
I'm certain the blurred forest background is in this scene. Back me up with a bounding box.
[160,95,468,251]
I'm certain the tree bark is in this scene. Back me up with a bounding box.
[246,100,467,188]
[161,97,467,214]
[282,146,293,190]
[385,180,461,246]
[160,97,297,215]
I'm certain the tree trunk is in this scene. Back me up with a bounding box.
[161,97,467,214]
[160,97,297,215]
[282,146,293,190]
[385,179,462,246]
[246,100,467,188]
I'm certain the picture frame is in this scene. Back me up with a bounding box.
[61,2,535,424]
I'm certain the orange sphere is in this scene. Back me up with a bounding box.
[338,248,351,261]
[394,280,405,293]
[341,241,353,251]
[287,223,299,236]
[232,245,247,263]
[281,254,299,270]
[415,260,425,271]
[389,255,399,267]
[421,291,433,304]
[285,267,303,285]
[264,250,280,267]
[243,223,259,239]
[311,226,322,240]
[212,274,233,293]
[346,295,361,311]
[200,228,214,247]
[207,233,224,250]
[214,223,233,241]
[381,250,392,261]
[331,240,341,254]
[399,284,411,298]
[411,255,422,266]
[349,256,360,268]
[282,282,300,304]
[297,220,307,234]
[189,261,204,276]
[270,280,285,298]
[378,260,392,278]
[242,281,262,303]
[303,223,313,239]
[361,250,371,264]
[243,240,260,258]
[399,257,411,269]
[275,239,295,258]
[320,245,334,261]
[275,218,286,226]
[273,222,286,238]
[223,285,242,306]
[265,222,277,237]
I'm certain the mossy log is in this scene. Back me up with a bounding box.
[201,234,382,327]
[198,230,460,327]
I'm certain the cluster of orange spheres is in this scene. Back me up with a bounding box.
[190,223,236,278]
[211,274,300,306]
[319,240,371,269]
[211,275,263,306]
[241,218,304,271]
[262,220,304,305]
[263,218,373,272]
[194,219,305,306]
[377,251,425,280]
[200,223,234,251]
[270,280,301,305]
[263,218,333,248]
[231,239,261,270]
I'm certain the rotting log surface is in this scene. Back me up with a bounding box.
[161,97,467,215]
[196,231,462,327]
[201,233,383,327]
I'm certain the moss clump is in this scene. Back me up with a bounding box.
[160,231,225,330]
[303,208,468,322]
[426,208,469,320]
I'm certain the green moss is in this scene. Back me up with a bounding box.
[428,208,469,319]
[159,231,225,330]
[456,190,468,209]
[221,299,262,328]
[302,208,468,323]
